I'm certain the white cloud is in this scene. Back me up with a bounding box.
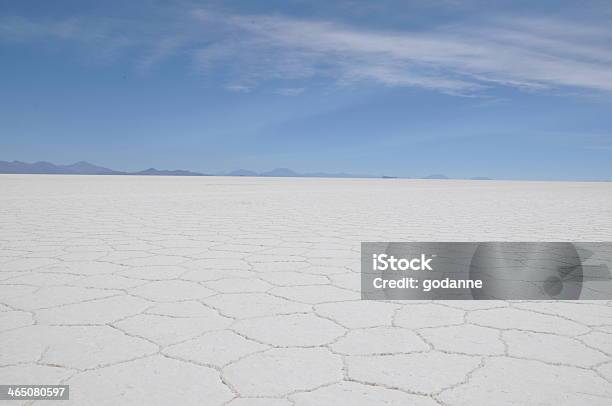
[191,11,612,94]
[137,37,184,70]
[3,9,612,95]
[274,87,305,96]
[226,84,252,93]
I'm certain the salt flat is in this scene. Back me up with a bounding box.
[0,175,611,405]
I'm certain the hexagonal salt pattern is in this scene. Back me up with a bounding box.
[1,175,611,405]
[223,347,343,396]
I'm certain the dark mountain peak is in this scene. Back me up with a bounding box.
[66,161,97,168]
[62,161,119,174]
[8,161,66,173]
[33,161,57,167]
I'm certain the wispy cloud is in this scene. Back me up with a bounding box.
[2,9,612,95]
[137,36,184,71]
[0,15,135,60]
[226,84,252,93]
[192,10,612,94]
[274,87,306,96]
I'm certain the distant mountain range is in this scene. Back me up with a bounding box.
[225,169,492,180]
[134,168,205,176]
[229,167,381,178]
[0,161,206,176]
[0,160,493,180]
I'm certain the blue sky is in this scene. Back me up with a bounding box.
[1,0,611,180]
